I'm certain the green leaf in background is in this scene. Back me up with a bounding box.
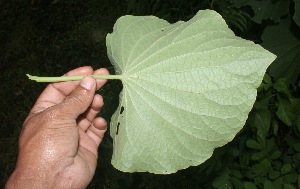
[252,159,272,176]
[276,97,297,127]
[281,164,293,175]
[215,1,251,33]
[261,19,300,85]
[270,151,282,160]
[231,176,244,189]
[212,168,232,189]
[293,0,300,26]
[232,0,290,23]
[264,180,274,189]
[246,139,263,150]
[248,109,271,140]
[273,78,292,97]
[245,182,258,189]
[107,9,276,174]
[283,183,296,189]
[269,170,281,180]
[258,74,272,92]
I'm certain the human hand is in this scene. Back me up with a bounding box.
[6,66,109,189]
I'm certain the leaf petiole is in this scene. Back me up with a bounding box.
[26,74,124,82]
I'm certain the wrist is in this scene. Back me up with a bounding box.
[6,169,51,189]
[5,164,60,189]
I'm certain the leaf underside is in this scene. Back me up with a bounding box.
[106,9,276,174]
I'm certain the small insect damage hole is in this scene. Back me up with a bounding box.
[116,122,120,135]
[120,106,124,114]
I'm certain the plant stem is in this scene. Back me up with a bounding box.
[26,74,125,82]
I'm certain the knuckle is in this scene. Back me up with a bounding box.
[69,92,86,106]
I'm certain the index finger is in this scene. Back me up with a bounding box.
[30,66,94,115]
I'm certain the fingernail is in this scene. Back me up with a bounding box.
[80,76,95,90]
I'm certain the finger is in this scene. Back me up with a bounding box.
[86,117,107,146]
[52,66,94,96]
[30,66,94,115]
[94,68,109,90]
[78,129,99,159]
[57,76,96,119]
[75,68,108,129]
[77,94,104,131]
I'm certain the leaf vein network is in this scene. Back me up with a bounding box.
[127,79,225,136]
[125,23,172,68]
[126,21,185,71]
[126,30,230,73]
[120,17,145,69]
[135,74,245,108]
[132,46,261,77]
[126,81,215,156]
[126,38,245,75]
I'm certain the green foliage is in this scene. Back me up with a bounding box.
[204,75,300,189]
[213,0,252,33]
[1,0,299,188]
[124,0,211,22]
[232,0,291,24]
[261,20,300,85]
[230,0,300,84]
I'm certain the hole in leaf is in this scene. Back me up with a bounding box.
[116,122,120,135]
[120,106,124,114]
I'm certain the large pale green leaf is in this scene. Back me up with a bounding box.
[106,9,276,174]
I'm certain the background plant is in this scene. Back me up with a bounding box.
[0,0,299,188]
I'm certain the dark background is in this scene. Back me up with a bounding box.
[1,0,299,188]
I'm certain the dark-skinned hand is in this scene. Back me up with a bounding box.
[6,66,109,189]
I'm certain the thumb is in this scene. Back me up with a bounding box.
[58,76,96,119]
